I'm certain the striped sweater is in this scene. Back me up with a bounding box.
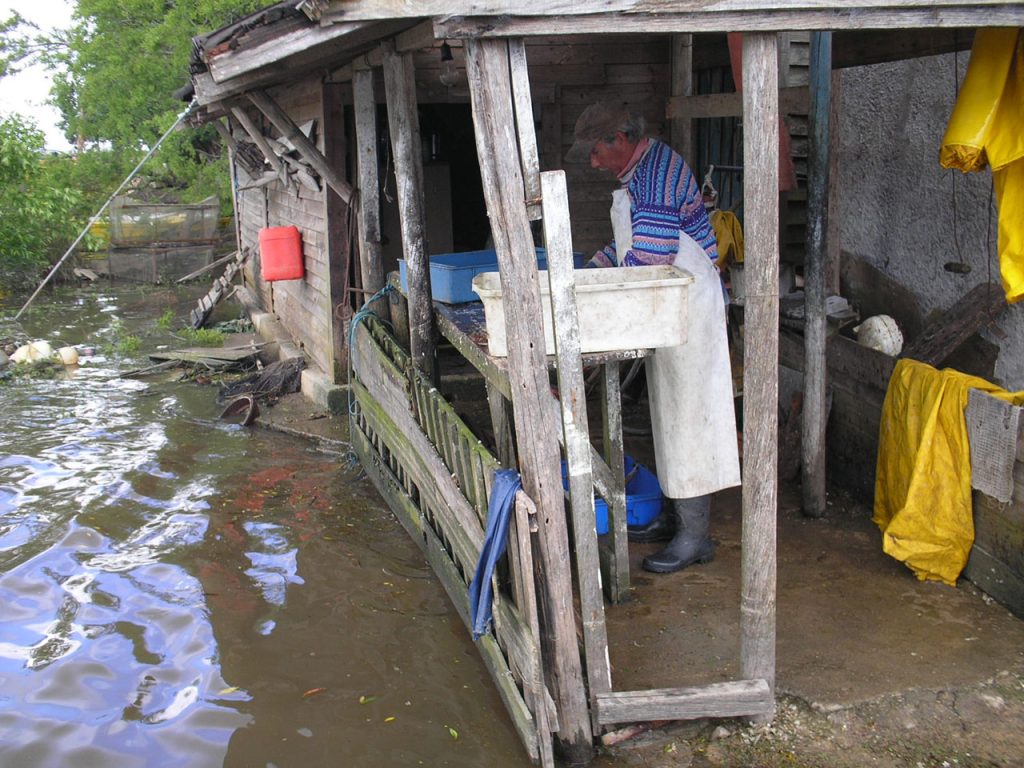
[589,139,717,268]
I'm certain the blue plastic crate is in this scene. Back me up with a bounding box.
[562,456,664,535]
[398,247,583,304]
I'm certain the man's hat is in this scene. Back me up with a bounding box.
[565,101,632,163]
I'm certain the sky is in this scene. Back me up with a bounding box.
[0,0,75,151]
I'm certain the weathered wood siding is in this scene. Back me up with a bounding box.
[965,395,1024,619]
[231,76,335,377]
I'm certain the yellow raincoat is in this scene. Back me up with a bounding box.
[874,359,1024,585]
[940,28,1024,303]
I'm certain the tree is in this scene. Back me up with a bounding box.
[0,114,80,293]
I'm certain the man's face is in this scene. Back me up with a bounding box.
[590,132,634,176]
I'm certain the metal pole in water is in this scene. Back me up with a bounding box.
[14,100,197,320]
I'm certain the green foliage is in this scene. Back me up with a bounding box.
[1,1,263,241]
[0,114,81,292]
[178,327,224,347]
[156,309,176,330]
[114,335,142,356]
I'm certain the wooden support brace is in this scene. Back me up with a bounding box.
[595,679,773,725]
[248,89,354,203]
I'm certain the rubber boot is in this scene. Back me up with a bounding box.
[641,495,714,573]
[627,508,676,543]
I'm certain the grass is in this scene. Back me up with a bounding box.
[177,327,225,347]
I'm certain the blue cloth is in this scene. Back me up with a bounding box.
[468,469,522,640]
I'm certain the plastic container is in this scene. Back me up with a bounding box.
[399,248,558,304]
[562,456,664,535]
[472,264,694,357]
[259,225,305,281]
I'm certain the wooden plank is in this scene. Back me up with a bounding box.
[800,31,831,519]
[248,89,354,203]
[900,282,1008,367]
[600,361,630,605]
[382,40,436,382]
[667,85,808,120]
[353,68,387,319]
[739,31,779,720]
[595,679,773,725]
[541,170,612,721]
[509,39,542,221]
[669,34,694,165]
[434,8,1024,37]
[323,80,352,380]
[465,37,593,764]
[231,106,287,182]
[328,0,1013,19]
[513,491,556,768]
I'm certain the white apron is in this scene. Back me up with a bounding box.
[611,189,741,498]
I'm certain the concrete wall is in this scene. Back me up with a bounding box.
[837,53,1024,389]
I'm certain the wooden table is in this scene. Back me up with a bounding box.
[434,300,650,603]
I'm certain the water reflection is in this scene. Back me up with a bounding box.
[0,287,529,767]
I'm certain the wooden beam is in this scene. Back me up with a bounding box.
[323,81,352,381]
[328,0,1013,18]
[230,106,286,181]
[382,40,436,381]
[667,85,808,121]
[541,170,612,726]
[353,68,387,316]
[739,31,779,722]
[595,679,773,725]
[465,37,593,765]
[801,32,832,519]
[330,20,439,81]
[900,282,1008,367]
[247,89,354,203]
[669,34,694,165]
[434,7,1024,37]
[509,40,542,220]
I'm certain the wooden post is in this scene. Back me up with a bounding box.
[669,34,695,165]
[465,37,594,764]
[353,67,387,318]
[740,32,779,719]
[382,41,436,382]
[801,32,832,519]
[248,89,354,204]
[323,81,352,381]
[541,169,612,724]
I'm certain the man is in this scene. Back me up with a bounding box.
[566,101,741,574]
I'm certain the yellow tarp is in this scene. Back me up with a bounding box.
[874,359,1024,585]
[940,28,1024,303]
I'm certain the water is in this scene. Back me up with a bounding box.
[0,286,528,767]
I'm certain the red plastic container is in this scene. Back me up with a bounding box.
[259,226,305,281]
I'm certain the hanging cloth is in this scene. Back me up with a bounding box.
[610,190,741,498]
[711,209,745,270]
[468,469,522,640]
[939,28,1024,303]
[874,359,1024,585]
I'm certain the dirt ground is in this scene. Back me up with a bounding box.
[257,387,1024,768]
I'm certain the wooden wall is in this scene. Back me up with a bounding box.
[232,75,335,378]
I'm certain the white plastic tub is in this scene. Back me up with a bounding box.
[471,265,694,357]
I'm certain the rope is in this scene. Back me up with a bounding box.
[343,281,396,470]
[15,99,198,319]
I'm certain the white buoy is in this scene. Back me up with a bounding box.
[10,340,54,363]
[56,346,80,365]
